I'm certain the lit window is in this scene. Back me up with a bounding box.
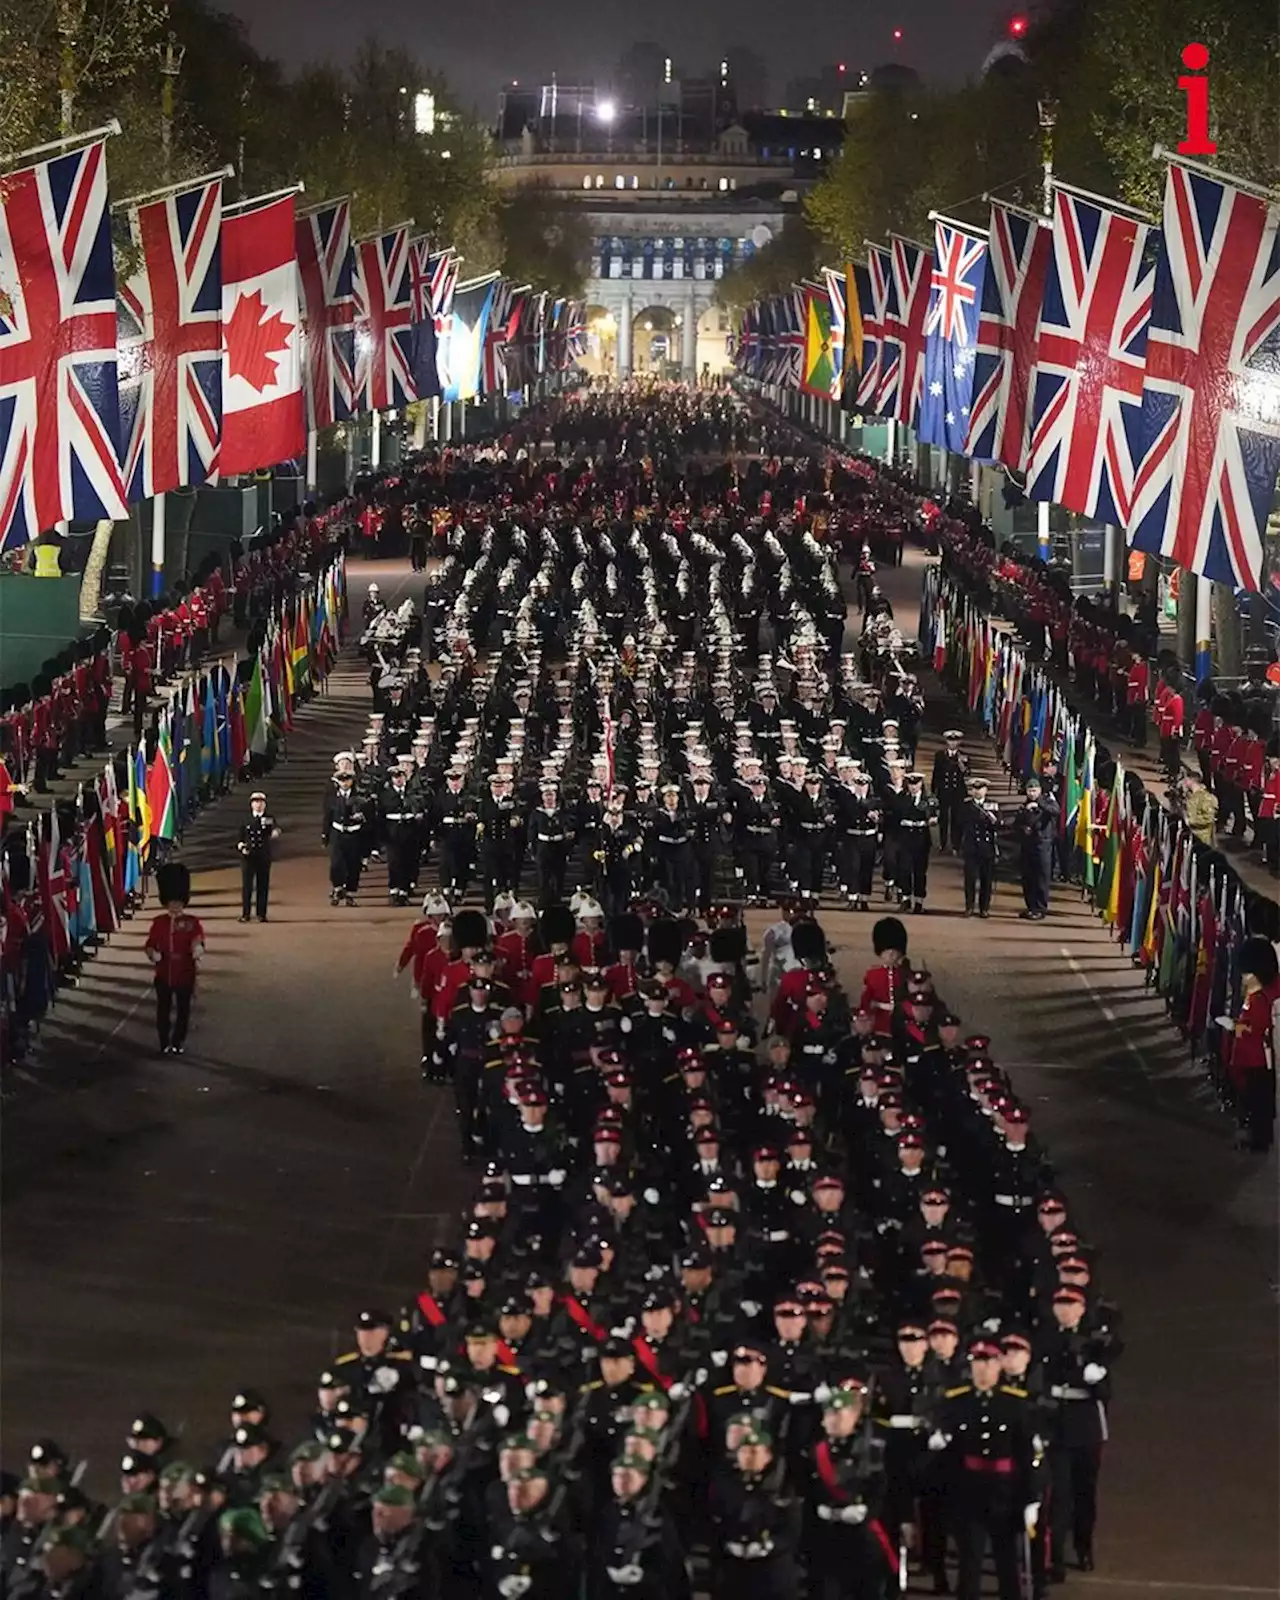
[595,174,605,187]
[718,176,729,191]
[806,97,816,111]
[630,175,639,188]
[583,175,592,189]
[729,177,736,190]
[615,174,625,188]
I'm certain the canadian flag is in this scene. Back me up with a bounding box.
[221,193,304,475]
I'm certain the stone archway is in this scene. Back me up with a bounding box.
[579,302,618,379]
[589,278,716,379]
[631,303,680,375]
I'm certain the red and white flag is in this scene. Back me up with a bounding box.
[221,193,304,475]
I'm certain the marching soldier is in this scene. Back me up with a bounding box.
[709,1428,803,1599]
[236,791,280,923]
[958,779,999,918]
[531,782,574,909]
[891,774,936,915]
[380,762,425,906]
[832,765,880,912]
[804,1385,895,1600]
[929,732,968,853]
[143,863,205,1056]
[323,763,369,906]
[1013,778,1057,921]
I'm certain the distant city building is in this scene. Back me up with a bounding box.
[723,47,768,113]
[491,85,845,380]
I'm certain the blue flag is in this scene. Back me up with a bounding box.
[442,277,497,402]
[918,220,989,454]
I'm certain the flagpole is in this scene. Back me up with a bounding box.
[926,210,987,238]
[112,165,234,213]
[306,429,318,492]
[1048,178,1154,222]
[371,408,382,469]
[1150,144,1280,201]
[223,182,305,215]
[150,494,166,599]
[0,119,121,171]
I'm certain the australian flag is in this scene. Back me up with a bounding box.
[918,220,988,453]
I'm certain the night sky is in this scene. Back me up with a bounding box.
[225,0,1026,116]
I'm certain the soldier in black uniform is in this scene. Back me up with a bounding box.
[380,763,424,906]
[478,772,524,912]
[891,775,937,915]
[734,774,781,905]
[236,791,280,923]
[1014,777,1057,921]
[653,783,697,913]
[709,1427,803,1599]
[803,1385,894,1600]
[530,782,574,909]
[930,731,969,853]
[931,1338,1045,1600]
[832,766,880,912]
[590,1453,689,1599]
[322,766,369,906]
[429,766,478,905]
[787,771,832,897]
[958,778,999,918]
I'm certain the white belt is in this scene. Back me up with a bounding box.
[886,1414,926,1430]
[993,1194,1031,1208]
[1050,1385,1091,1401]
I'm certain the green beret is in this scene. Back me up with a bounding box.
[824,1389,861,1411]
[373,1483,415,1509]
[158,1461,198,1484]
[611,1453,652,1477]
[289,1441,326,1464]
[45,1525,94,1552]
[385,1452,424,1480]
[740,1427,773,1447]
[258,1472,294,1494]
[218,1507,271,1547]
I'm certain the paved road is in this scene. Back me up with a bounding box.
[3,549,1276,1599]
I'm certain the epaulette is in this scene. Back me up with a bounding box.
[388,1349,414,1361]
[334,1351,361,1365]
[999,1385,1028,1398]
[636,1382,656,1393]
[499,1365,522,1376]
[765,1386,790,1398]
[712,1385,737,1396]
[944,1384,971,1398]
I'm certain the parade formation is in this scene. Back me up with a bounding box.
[4,391,1147,1600]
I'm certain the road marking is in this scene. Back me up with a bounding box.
[1073,1580,1279,1596]
[1060,945,1149,1069]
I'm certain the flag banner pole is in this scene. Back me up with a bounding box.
[151,492,166,599]
[223,182,305,215]
[1149,143,1280,201]
[455,270,501,293]
[112,165,234,213]
[886,231,932,254]
[980,194,1043,221]
[306,430,318,492]
[1049,178,1155,222]
[926,210,988,239]
[0,119,121,170]
[353,219,415,241]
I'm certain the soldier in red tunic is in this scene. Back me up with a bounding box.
[143,863,205,1055]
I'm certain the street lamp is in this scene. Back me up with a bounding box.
[595,98,617,124]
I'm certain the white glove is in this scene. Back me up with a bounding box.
[788,1390,810,1406]
[982,1317,1001,1333]
[711,1349,728,1368]
[369,1365,400,1394]
[610,1322,635,1339]
[668,1382,688,1401]
[736,1034,752,1050]
[767,1230,790,1242]
[511,1173,534,1187]
[693,1366,709,1387]
[546,1168,566,1186]
[842,1503,868,1525]
[491,1403,511,1428]
[1083,1362,1107,1385]
[789,1190,807,1205]
[813,1384,833,1405]
[1024,1502,1040,1534]
[816,1503,835,1522]
[643,1188,660,1205]
[498,1577,531,1599]
[605,1564,644,1586]
[740,1300,760,1318]
[927,1431,949,1452]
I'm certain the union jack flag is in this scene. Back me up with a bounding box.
[876,237,930,426]
[406,237,450,398]
[774,288,806,390]
[481,278,519,396]
[0,139,126,551]
[565,299,586,362]
[919,221,988,453]
[1024,189,1155,525]
[296,199,355,430]
[1128,164,1280,592]
[429,249,459,395]
[855,244,891,414]
[118,175,223,500]
[821,266,847,400]
[966,201,1051,468]
[353,225,416,411]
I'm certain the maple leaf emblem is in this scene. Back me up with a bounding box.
[227,289,293,391]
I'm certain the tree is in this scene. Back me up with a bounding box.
[716,213,819,308]
[496,182,588,298]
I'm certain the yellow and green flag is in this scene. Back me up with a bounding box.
[800,284,836,399]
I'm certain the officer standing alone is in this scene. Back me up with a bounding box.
[958,778,999,918]
[237,792,280,923]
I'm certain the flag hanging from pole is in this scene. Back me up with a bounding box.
[919,219,988,454]
[877,237,930,426]
[295,198,355,430]
[353,224,417,411]
[1126,162,1280,592]
[0,138,127,551]
[117,173,223,498]
[966,201,1050,468]
[221,192,304,474]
